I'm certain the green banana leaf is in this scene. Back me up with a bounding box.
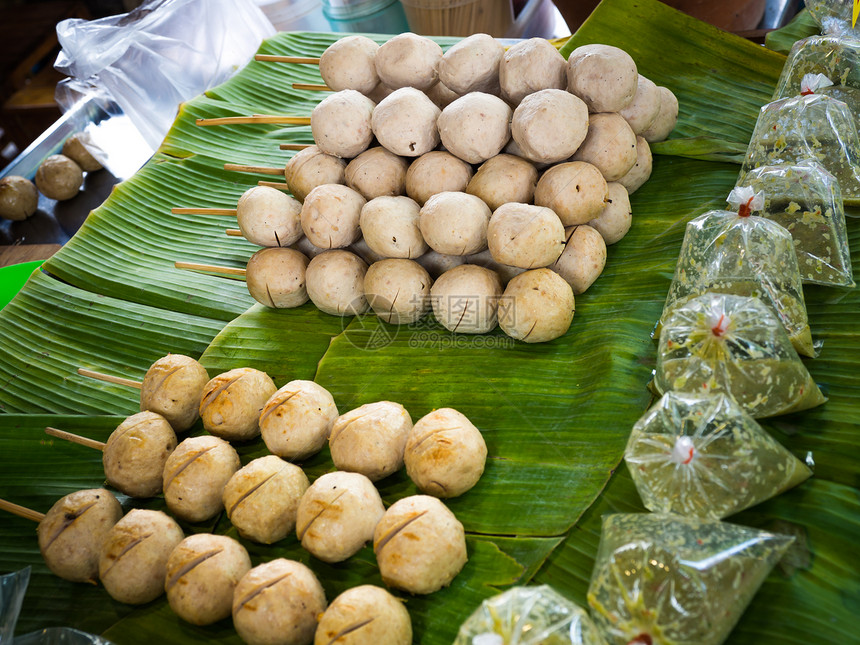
[766,9,820,55]
[1,0,858,643]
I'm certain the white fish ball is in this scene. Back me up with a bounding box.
[296,471,385,562]
[330,401,413,480]
[498,38,566,105]
[372,88,441,157]
[405,151,473,206]
[437,93,512,164]
[162,435,240,522]
[311,90,375,159]
[567,44,638,113]
[319,35,380,94]
[306,250,369,316]
[511,89,589,164]
[499,268,574,343]
[165,533,250,625]
[430,264,502,334]
[139,353,209,432]
[438,33,503,95]
[375,32,442,90]
[284,146,346,203]
[199,367,277,441]
[260,379,338,461]
[237,186,302,248]
[345,147,409,200]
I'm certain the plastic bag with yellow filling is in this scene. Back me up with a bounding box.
[774,36,860,133]
[805,0,860,37]
[655,292,825,418]
[655,188,814,357]
[454,585,607,645]
[739,93,860,202]
[735,160,854,286]
[587,513,794,645]
[624,391,812,519]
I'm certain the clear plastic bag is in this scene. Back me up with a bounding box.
[587,513,794,645]
[736,160,854,286]
[655,292,826,418]
[739,93,860,202]
[1,567,30,643]
[773,36,860,131]
[14,629,115,645]
[655,189,814,357]
[624,391,812,519]
[54,0,275,150]
[454,585,607,645]
[806,0,860,37]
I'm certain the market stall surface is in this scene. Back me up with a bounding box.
[0,2,857,643]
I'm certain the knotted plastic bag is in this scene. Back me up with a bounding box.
[655,292,825,418]
[806,0,860,37]
[739,92,860,202]
[655,187,814,357]
[774,37,860,130]
[735,160,854,286]
[54,0,274,150]
[454,585,607,645]
[587,513,794,645]
[624,391,812,519]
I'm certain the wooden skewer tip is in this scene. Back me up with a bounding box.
[0,499,46,523]
[196,115,310,127]
[258,181,290,190]
[45,427,106,452]
[291,83,331,92]
[77,367,142,389]
[171,207,237,216]
[254,55,320,64]
[223,163,284,176]
[174,261,247,277]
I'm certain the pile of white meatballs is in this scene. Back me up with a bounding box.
[37,354,487,645]
[235,33,677,343]
[0,133,103,221]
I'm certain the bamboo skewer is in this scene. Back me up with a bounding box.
[226,229,243,237]
[171,207,237,216]
[258,180,291,191]
[0,499,45,523]
[196,115,310,127]
[255,55,320,64]
[223,163,284,176]
[279,143,312,151]
[45,427,106,452]
[77,368,142,389]
[292,83,330,92]
[174,261,247,277]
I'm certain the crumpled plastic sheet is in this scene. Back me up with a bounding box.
[624,391,812,519]
[587,513,795,645]
[54,0,275,150]
[655,292,826,418]
[735,160,854,286]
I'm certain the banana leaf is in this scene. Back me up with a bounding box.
[766,9,820,55]
[0,0,858,643]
